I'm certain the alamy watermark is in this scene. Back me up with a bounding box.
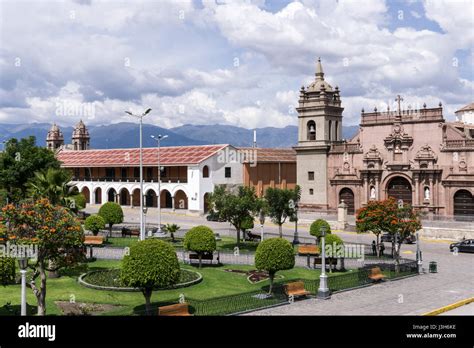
[0,242,38,259]
[217,147,257,167]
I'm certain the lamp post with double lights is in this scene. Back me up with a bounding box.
[125,108,151,241]
[18,257,28,316]
[151,134,168,235]
[317,225,331,299]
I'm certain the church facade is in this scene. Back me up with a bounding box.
[295,59,474,217]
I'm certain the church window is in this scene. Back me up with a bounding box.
[225,167,231,178]
[203,165,209,178]
[309,189,314,195]
[308,171,314,181]
[307,121,316,140]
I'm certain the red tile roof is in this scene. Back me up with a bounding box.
[237,147,296,163]
[57,145,229,167]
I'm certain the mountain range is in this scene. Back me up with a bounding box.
[0,122,359,149]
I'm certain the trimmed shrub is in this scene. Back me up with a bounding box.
[310,219,331,243]
[255,238,295,294]
[184,225,217,268]
[69,194,86,212]
[0,257,16,286]
[84,215,106,236]
[121,239,180,315]
[324,234,344,272]
[98,202,124,236]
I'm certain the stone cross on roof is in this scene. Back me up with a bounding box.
[395,95,404,117]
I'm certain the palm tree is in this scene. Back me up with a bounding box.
[165,223,180,242]
[27,168,76,207]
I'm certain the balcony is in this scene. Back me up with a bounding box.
[442,139,474,151]
[71,176,188,183]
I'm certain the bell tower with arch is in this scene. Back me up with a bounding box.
[294,58,344,208]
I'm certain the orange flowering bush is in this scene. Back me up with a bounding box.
[0,198,85,315]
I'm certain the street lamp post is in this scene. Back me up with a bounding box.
[416,231,423,274]
[151,135,168,236]
[317,225,331,299]
[258,209,265,241]
[125,108,151,241]
[18,257,28,316]
[292,202,299,245]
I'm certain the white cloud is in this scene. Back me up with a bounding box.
[0,0,472,129]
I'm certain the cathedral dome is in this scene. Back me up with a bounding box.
[306,58,334,92]
[46,123,64,141]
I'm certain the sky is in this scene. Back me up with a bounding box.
[0,0,472,129]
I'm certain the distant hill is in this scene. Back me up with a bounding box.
[0,122,359,149]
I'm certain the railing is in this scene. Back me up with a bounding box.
[361,108,443,125]
[443,139,474,150]
[71,176,187,183]
[330,143,362,153]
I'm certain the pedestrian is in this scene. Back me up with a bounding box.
[371,240,376,256]
[380,243,385,256]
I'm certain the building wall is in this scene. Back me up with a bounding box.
[297,151,328,208]
[243,162,296,197]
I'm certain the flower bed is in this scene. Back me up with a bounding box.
[79,268,202,291]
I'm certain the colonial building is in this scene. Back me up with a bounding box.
[50,123,297,214]
[295,59,474,217]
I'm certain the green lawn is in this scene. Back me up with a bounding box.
[0,259,342,316]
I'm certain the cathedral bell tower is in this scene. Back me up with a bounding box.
[293,58,344,209]
[46,123,64,150]
[72,120,90,151]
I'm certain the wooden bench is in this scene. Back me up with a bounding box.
[188,252,219,265]
[368,267,386,282]
[83,236,104,258]
[121,227,140,238]
[284,281,310,298]
[158,303,192,316]
[244,231,261,242]
[298,245,319,268]
[313,257,336,270]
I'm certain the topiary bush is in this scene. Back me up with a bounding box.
[255,238,295,294]
[184,225,216,268]
[121,239,180,315]
[84,215,106,236]
[310,219,331,244]
[0,257,16,286]
[324,234,344,272]
[98,202,124,237]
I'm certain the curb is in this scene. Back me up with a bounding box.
[422,297,474,316]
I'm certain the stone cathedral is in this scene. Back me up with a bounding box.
[294,59,474,217]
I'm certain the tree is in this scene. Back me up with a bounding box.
[264,187,300,237]
[0,137,60,202]
[27,168,73,204]
[356,198,422,268]
[98,202,124,237]
[208,185,261,247]
[356,200,388,257]
[387,201,422,273]
[183,225,216,268]
[84,215,106,236]
[121,239,180,315]
[165,223,180,242]
[255,238,295,294]
[1,198,85,315]
[324,234,344,273]
[310,219,331,245]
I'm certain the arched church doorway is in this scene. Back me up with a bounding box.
[453,190,474,217]
[387,177,412,205]
[339,188,355,214]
